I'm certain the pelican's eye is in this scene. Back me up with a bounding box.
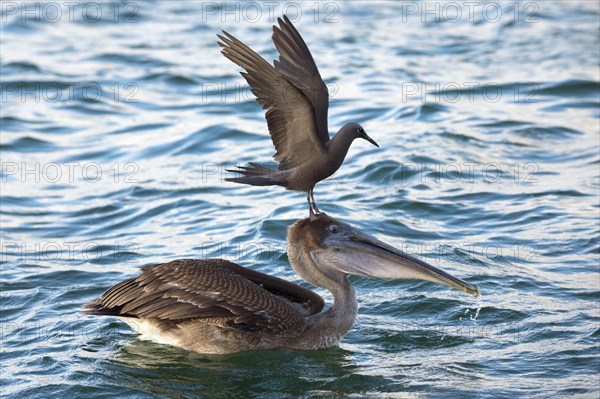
[329,225,340,234]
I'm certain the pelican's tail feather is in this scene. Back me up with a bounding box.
[82,299,122,316]
[225,162,287,187]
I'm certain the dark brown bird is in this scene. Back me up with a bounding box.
[219,16,379,215]
[84,213,479,354]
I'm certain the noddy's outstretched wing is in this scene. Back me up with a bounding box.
[85,259,324,336]
[272,16,330,146]
[218,28,326,170]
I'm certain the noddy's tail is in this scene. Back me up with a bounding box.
[225,162,287,187]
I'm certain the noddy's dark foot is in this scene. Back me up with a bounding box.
[307,190,321,217]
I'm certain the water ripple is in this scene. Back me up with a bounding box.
[1,2,599,399]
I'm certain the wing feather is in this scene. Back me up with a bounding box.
[218,29,326,170]
[86,259,323,337]
[272,16,330,145]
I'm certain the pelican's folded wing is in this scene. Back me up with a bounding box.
[84,259,323,336]
[218,31,326,170]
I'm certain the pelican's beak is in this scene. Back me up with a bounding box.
[313,226,480,297]
[361,132,379,148]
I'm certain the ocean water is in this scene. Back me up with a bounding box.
[1,1,599,398]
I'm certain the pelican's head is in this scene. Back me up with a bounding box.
[344,122,379,148]
[289,213,480,297]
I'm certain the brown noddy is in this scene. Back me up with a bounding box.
[218,16,379,214]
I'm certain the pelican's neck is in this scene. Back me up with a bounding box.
[308,273,357,348]
[287,240,358,349]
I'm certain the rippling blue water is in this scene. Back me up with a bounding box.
[1,1,599,398]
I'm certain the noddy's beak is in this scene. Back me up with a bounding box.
[361,132,379,148]
[314,227,480,297]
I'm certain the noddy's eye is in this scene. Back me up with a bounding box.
[329,225,340,234]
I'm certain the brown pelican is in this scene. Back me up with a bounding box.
[219,16,379,215]
[85,213,479,354]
